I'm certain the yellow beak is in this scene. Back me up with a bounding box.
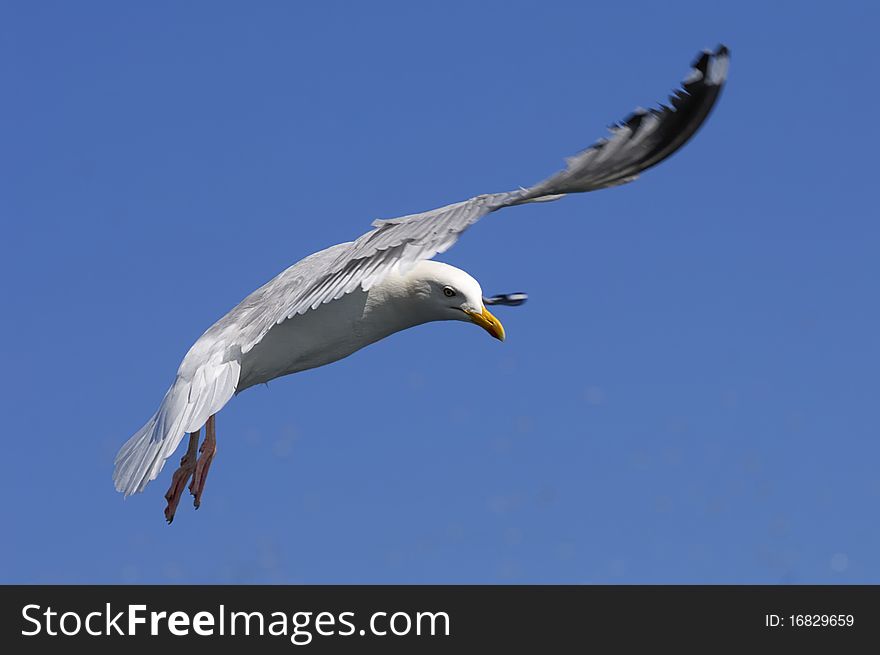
[465,306,506,342]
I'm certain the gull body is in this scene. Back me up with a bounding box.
[236,260,495,390]
[112,46,730,521]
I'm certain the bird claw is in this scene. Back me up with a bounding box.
[188,416,216,511]
[163,431,200,524]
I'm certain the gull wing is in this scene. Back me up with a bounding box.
[236,45,729,357]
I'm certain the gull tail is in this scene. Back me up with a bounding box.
[113,357,240,497]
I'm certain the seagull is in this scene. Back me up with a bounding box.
[114,45,730,522]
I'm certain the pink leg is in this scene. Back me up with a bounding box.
[189,414,217,509]
[164,431,200,524]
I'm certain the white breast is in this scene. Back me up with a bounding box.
[236,280,426,391]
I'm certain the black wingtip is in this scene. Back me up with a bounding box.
[708,44,730,85]
[692,50,712,75]
[484,292,528,307]
[687,44,730,91]
[522,43,730,199]
[694,44,730,64]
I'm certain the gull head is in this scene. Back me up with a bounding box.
[402,261,505,341]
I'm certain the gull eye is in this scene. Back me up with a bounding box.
[443,286,456,298]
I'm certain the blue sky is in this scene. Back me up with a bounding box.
[2,1,878,583]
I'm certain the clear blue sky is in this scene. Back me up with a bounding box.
[2,1,878,584]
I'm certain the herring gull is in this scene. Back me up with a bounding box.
[113,45,730,522]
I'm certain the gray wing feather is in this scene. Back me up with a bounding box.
[227,45,728,356]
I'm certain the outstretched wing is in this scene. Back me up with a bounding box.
[238,45,729,356]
